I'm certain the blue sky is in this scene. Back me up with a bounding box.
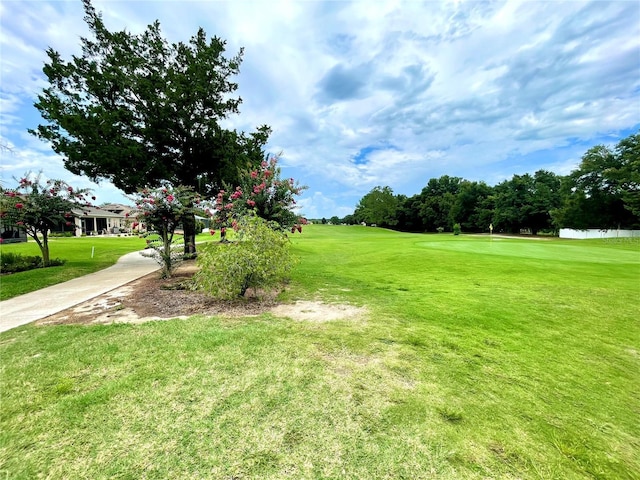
[1,0,639,218]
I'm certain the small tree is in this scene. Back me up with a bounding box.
[130,185,204,278]
[195,215,294,299]
[0,174,91,265]
[211,154,305,232]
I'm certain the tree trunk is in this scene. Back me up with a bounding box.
[41,233,50,266]
[29,230,50,267]
[161,229,172,278]
[183,213,197,258]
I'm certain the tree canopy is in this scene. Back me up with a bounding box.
[609,133,639,217]
[552,136,639,229]
[31,0,269,253]
[354,186,399,227]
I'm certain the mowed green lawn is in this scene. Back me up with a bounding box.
[0,233,216,300]
[0,236,149,300]
[1,225,638,479]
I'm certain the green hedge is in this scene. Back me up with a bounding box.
[0,252,66,274]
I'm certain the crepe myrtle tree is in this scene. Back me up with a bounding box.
[210,153,306,233]
[130,185,205,278]
[0,174,92,265]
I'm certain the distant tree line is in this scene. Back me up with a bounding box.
[337,132,639,234]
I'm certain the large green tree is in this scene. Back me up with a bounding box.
[610,133,640,218]
[554,137,639,229]
[394,194,424,232]
[492,174,535,234]
[354,186,399,227]
[418,175,463,231]
[527,170,563,234]
[31,0,268,255]
[450,180,493,232]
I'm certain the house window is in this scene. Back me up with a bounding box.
[82,218,95,234]
[96,218,107,233]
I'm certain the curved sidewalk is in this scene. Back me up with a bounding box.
[0,251,159,333]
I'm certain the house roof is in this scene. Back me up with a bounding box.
[101,203,134,215]
[72,206,125,218]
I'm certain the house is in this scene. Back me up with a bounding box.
[1,204,133,240]
[70,205,130,236]
[0,223,27,243]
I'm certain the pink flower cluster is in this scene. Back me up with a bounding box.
[231,187,243,200]
[208,154,305,231]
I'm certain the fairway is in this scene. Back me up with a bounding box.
[418,237,640,264]
[1,225,639,479]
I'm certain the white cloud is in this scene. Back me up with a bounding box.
[297,191,355,220]
[1,0,638,217]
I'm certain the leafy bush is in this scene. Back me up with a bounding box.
[0,252,65,273]
[49,232,74,238]
[436,226,445,233]
[453,223,461,235]
[195,215,294,299]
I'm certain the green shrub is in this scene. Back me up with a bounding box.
[49,232,74,238]
[436,226,445,233]
[194,215,294,299]
[0,252,65,273]
[453,223,461,235]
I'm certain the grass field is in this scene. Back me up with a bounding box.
[1,225,639,479]
[0,233,215,300]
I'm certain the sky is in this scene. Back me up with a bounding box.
[1,0,639,219]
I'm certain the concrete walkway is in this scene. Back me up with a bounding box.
[0,251,159,333]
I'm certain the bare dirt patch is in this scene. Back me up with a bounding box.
[271,301,366,323]
[36,261,366,326]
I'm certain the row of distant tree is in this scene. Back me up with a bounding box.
[338,132,639,233]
